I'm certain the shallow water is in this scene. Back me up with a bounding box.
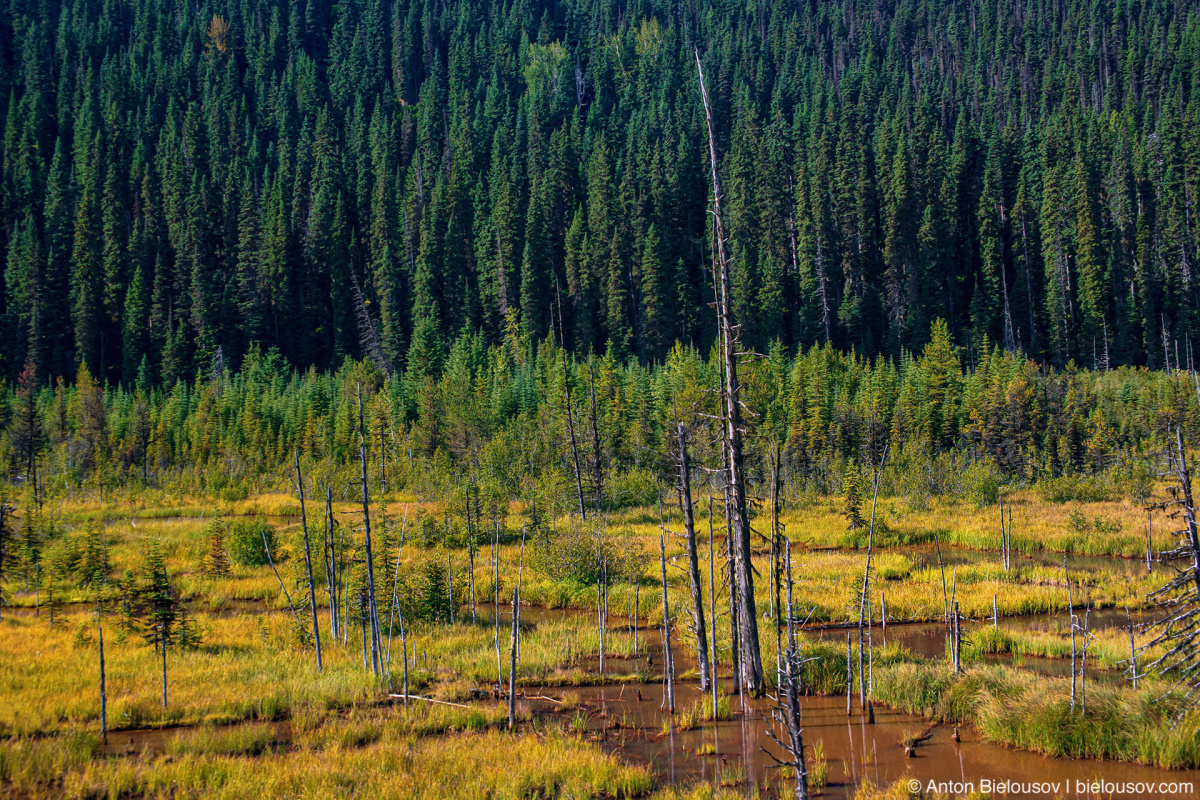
[533,680,1199,798]
[888,542,1163,575]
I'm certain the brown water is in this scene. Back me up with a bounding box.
[895,542,1163,575]
[532,680,1199,798]
[802,612,1147,683]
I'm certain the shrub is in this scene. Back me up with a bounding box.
[528,525,649,586]
[605,468,659,509]
[1038,473,1112,503]
[962,459,1001,507]
[228,516,278,566]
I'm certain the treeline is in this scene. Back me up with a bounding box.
[0,0,1199,386]
[1,322,1195,505]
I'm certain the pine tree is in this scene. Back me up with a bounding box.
[203,516,232,578]
[843,461,866,531]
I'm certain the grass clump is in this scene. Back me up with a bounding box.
[872,662,1200,767]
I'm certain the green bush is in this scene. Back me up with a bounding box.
[605,468,659,509]
[962,459,1002,507]
[528,525,649,586]
[1038,473,1112,503]
[228,516,278,566]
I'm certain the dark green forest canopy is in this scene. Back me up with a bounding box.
[0,0,1198,387]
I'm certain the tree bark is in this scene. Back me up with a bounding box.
[556,291,587,521]
[357,385,382,675]
[98,600,107,743]
[659,533,675,713]
[295,450,322,671]
[696,50,763,695]
[677,424,710,690]
[508,586,518,730]
[160,623,168,709]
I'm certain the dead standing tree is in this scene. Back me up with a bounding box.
[294,450,323,671]
[357,384,383,675]
[761,539,810,800]
[677,423,711,691]
[556,285,587,522]
[1144,429,1200,709]
[696,48,764,696]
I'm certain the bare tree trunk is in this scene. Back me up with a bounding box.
[326,487,338,643]
[587,363,603,512]
[97,599,107,743]
[1146,509,1153,573]
[1000,495,1007,570]
[697,50,763,695]
[447,551,454,624]
[508,586,518,730]
[357,385,382,675]
[494,520,502,691]
[1008,504,1013,567]
[677,424,710,690]
[659,533,675,713]
[783,538,809,800]
[1065,556,1077,712]
[295,450,322,671]
[467,488,476,623]
[708,497,719,712]
[517,526,526,659]
[633,581,640,656]
[556,289,587,521]
[771,448,783,690]
[953,602,961,674]
[855,448,887,709]
[726,495,741,696]
[1081,606,1089,714]
[261,519,303,629]
[1127,607,1138,689]
[385,506,410,689]
[867,597,874,704]
[1174,429,1200,604]
[935,533,949,625]
[598,523,606,677]
[160,623,168,709]
[400,612,409,708]
[846,632,852,716]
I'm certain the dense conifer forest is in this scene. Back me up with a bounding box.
[0,0,1198,389]
[6,4,1200,796]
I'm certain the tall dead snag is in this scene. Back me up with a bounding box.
[508,586,519,730]
[856,447,888,708]
[295,450,322,671]
[160,620,168,708]
[771,447,783,689]
[707,498,719,712]
[466,485,477,623]
[677,424,710,691]
[762,539,808,800]
[587,363,603,512]
[696,49,763,695]
[325,487,339,642]
[556,286,587,521]
[493,520,502,690]
[97,596,107,743]
[659,532,676,713]
[1145,429,1200,710]
[357,384,382,676]
[725,493,741,696]
[1064,556,1077,710]
[386,505,410,689]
